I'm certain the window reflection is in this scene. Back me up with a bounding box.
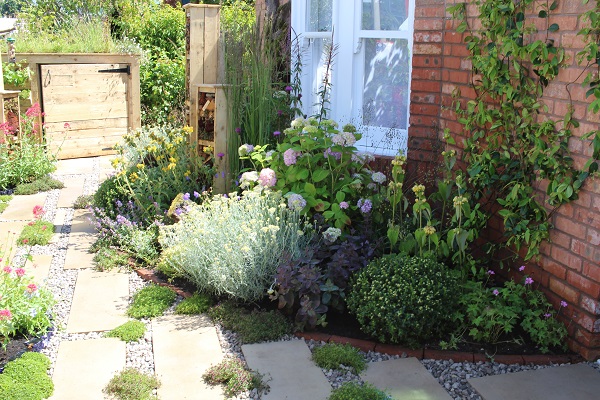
[362,0,408,30]
[307,0,333,32]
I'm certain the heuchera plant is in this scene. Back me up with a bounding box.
[238,117,386,229]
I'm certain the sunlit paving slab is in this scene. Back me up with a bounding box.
[63,209,97,270]
[50,338,125,400]
[56,177,85,208]
[98,155,116,183]
[153,314,224,400]
[361,358,452,400]
[24,254,53,284]
[66,269,129,333]
[0,192,48,221]
[0,221,27,258]
[54,157,96,175]
[242,339,332,400]
[468,363,600,400]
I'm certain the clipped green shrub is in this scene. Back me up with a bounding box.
[106,320,146,342]
[158,191,312,302]
[13,176,64,195]
[0,352,54,400]
[208,302,291,344]
[93,175,129,219]
[312,343,366,374]
[127,285,176,319]
[347,254,461,345]
[175,293,212,315]
[329,382,391,400]
[103,368,160,400]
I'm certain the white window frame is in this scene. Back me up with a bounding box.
[291,0,415,156]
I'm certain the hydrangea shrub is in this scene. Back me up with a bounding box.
[239,118,387,229]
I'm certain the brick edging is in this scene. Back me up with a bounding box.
[135,268,582,366]
[294,332,583,365]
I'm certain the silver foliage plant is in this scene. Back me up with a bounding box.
[158,190,313,302]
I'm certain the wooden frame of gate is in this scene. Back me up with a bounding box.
[12,53,141,146]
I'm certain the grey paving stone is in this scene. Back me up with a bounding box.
[0,192,47,221]
[153,314,224,400]
[361,358,452,400]
[49,338,125,400]
[468,363,600,400]
[242,339,332,400]
[66,269,129,333]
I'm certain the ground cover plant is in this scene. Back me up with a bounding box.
[202,357,266,399]
[207,301,291,344]
[174,293,212,315]
[73,195,94,209]
[312,343,366,374]
[126,285,176,319]
[105,321,146,343]
[103,368,160,400]
[328,382,391,400]
[0,352,54,400]
[0,195,11,214]
[13,176,64,196]
[93,247,131,272]
[158,190,311,302]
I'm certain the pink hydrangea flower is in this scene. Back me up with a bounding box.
[339,201,349,209]
[258,168,277,188]
[283,148,300,166]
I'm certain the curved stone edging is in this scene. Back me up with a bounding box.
[134,268,582,366]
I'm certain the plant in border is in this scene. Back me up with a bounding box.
[312,343,366,374]
[347,253,461,346]
[126,284,176,319]
[158,190,312,302]
[174,292,212,315]
[202,356,266,399]
[103,367,160,400]
[239,118,387,230]
[0,195,12,214]
[13,176,64,195]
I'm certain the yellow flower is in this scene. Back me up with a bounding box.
[136,163,145,170]
[169,157,177,163]
[184,170,191,177]
[183,126,194,133]
[424,225,436,236]
[168,163,176,170]
[129,172,139,182]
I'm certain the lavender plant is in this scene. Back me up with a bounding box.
[158,190,313,302]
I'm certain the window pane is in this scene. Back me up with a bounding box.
[307,0,333,32]
[307,38,332,115]
[362,38,410,130]
[362,0,408,30]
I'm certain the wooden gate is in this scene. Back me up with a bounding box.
[13,54,141,159]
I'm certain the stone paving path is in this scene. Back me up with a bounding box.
[2,156,599,400]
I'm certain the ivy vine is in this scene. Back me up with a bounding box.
[447,0,599,262]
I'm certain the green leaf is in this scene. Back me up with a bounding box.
[312,169,329,183]
[336,191,345,203]
[548,23,559,32]
[304,182,317,197]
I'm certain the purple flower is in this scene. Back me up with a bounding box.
[287,193,307,211]
[492,289,499,296]
[217,152,225,158]
[339,201,349,209]
[183,193,190,201]
[277,110,283,116]
[560,300,568,308]
[525,277,534,285]
[193,191,200,199]
[116,200,123,208]
[273,131,281,136]
[487,270,495,275]
[357,198,372,214]
[519,265,525,272]
[283,148,300,166]
[544,313,552,318]
[235,127,241,134]
[284,85,293,92]
[323,147,342,160]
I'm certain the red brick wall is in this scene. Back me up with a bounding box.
[410,0,600,360]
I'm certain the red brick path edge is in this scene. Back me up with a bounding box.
[135,268,583,366]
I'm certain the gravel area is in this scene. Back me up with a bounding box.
[13,159,599,399]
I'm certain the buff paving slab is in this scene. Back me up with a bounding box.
[56,177,86,208]
[0,220,27,252]
[97,155,116,183]
[66,269,129,333]
[361,358,452,400]
[242,339,332,400]
[152,314,224,400]
[54,157,96,175]
[63,209,97,270]
[468,363,600,400]
[24,254,53,284]
[0,192,47,221]
[49,338,126,400]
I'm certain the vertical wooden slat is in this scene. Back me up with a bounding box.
[203,7,220,85]
[214,85,229,193]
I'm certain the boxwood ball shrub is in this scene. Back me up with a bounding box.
[347,254,461,345]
